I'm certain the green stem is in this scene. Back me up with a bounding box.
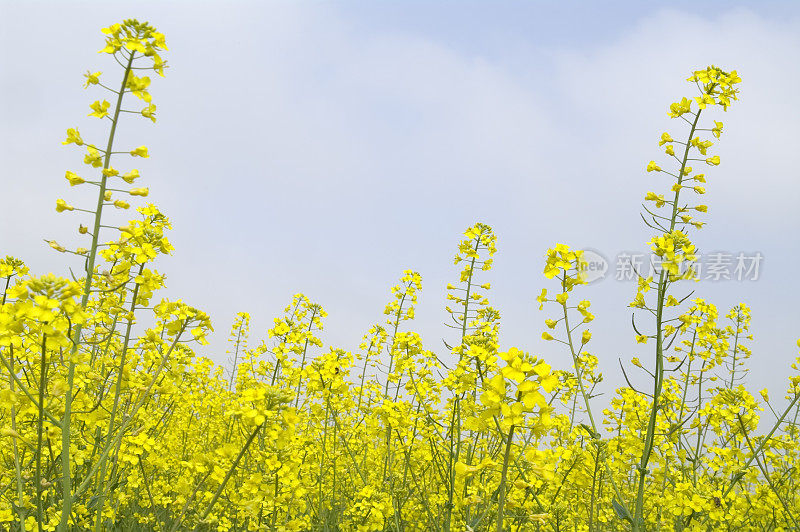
[2,275,10,304]
[444,241,479,532]
[558,278,630,522]
[72,323,186,502]
[495,423,515,532]
[692,362,707,486]
[93,266,142,531]
[721,390,800,499]
[318,393,332,527]
[727,309,742,388]
[8,345,27,531]
[228,320,245,391]
[588,441,602,532]
[190,422,262,530]
[0,351,61,427]
[59,49,136,532]
[35,333,48,532]
[632,104,703,531]
[736,414,799,529]
[293,308,318,409]
[356,338,375,410]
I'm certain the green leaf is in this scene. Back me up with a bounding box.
[612,498,632,523]
[579,423,596,438]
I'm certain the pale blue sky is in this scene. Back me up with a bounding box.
[2,1,799,405]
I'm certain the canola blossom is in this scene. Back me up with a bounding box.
[1,19,799,532]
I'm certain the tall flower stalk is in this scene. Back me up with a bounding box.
[630,65,741,530]
[55,20,168,530]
